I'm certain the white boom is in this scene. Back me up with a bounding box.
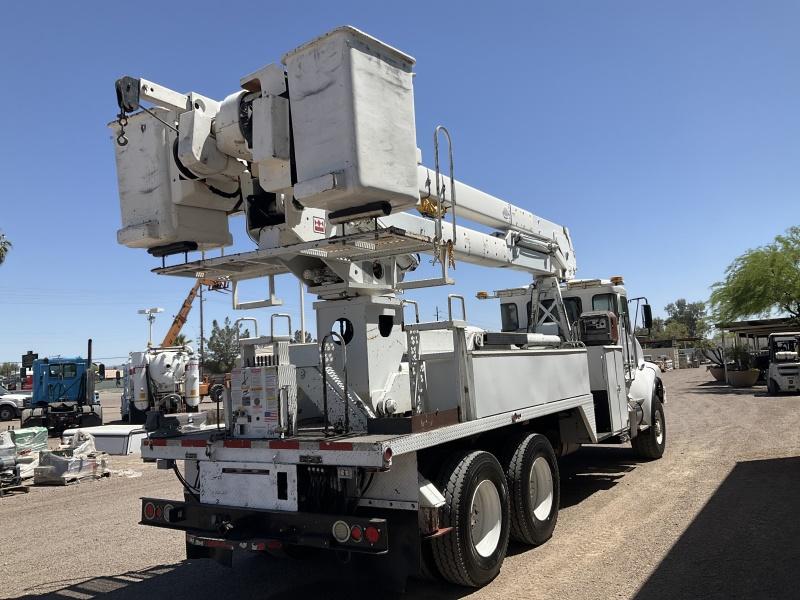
[110,29,575,297]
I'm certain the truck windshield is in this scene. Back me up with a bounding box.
[592,293,618,314]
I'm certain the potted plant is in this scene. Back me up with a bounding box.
[725,345,760,387]
[702,347,726,382]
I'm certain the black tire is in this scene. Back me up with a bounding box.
[632,399,666,460]
[209,384,225,403]
[0,406,14,421]
[501,433,560,546]
[128,401,148,424]
[432,450,510,588]
[768,379,779,396]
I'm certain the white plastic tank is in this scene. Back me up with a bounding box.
[129,351,150,411]
[185,356,201,408]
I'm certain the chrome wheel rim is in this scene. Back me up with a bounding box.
[654,410,664,445]
[530,456,554,521]
[470,479,502,557]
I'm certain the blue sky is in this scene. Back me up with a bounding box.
[1,1,798,363]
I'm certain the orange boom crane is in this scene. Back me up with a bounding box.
[161,278,228,347]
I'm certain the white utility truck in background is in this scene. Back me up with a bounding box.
[124,346,200,423]
[109,26,665,590]
[766,332,800,394]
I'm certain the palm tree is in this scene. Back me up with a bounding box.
[173,333,189,346]
[0,232,10,266]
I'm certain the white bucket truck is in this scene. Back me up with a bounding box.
[109,26,665,590]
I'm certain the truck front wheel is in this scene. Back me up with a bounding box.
[432,450,510,588]
[632,399,666,460]
[501,433,560,546]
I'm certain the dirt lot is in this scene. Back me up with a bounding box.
[2,368,799,600]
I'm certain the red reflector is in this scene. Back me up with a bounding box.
[269,440,300,450]
[319,441,353,451]
[143,502,156,520]
[155,506,163,519]
[350,525,363,542]
[181,439,206,447]
[204,539,235,550]
[223,439,252,448]
[149,439,168,447]
[365,526,380,544]
[266,540,283,550]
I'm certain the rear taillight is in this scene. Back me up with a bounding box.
[365,525,381,545]
[143,502,156,520]
[350,525,363,542]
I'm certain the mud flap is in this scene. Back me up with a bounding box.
[355,509,420,593]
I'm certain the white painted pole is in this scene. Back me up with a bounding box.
[299,280,306,342]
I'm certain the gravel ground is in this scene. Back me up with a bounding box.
[2,368,799,600]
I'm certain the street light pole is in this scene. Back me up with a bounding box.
[138,307,164,346]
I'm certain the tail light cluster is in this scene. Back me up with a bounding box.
[142,500,184,524]
[331,519,383,547]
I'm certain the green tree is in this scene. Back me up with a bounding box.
[173,333,189,346]
[0,362,18,381]
[664,298,708,338]
[0,231,11,265]
[710,226,800,322]
[204,317,249,374]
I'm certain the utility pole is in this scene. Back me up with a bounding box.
[434,306,441,321]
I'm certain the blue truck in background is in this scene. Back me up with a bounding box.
[20,340,103,435]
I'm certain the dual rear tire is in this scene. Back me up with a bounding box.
[431,433,560,587]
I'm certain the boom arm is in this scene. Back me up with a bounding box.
[111,26,577,301]
[161,281,202,347]
[161,279,228,347]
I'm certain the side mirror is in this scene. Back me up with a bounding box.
[643,304,653,330]
[98,363,106,381]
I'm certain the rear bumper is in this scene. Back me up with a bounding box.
[140,497,389,555]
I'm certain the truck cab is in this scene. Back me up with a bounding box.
[494,277,664,440]
[21,356,103,434]
[767,332,800,394]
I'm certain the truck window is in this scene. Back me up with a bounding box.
[563,297,582,325]
[527,298,555,325]
[62,363,78,379]
[48,364,62,379]
[501,303,519,331]
[592,293,618,314]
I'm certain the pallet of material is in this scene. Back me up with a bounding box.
[33,451,110,485]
